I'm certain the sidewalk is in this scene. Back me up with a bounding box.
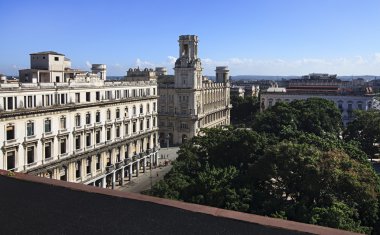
[115,147,179,193]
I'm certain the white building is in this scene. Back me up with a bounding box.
[261,74,375,125]
[158,35,231,146]
[1,52,159,189]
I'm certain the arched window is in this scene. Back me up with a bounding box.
[106,109,111,120]
[85,112,91,124]
[75,114,81,127]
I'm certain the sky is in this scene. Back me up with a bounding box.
[1,0,380,76]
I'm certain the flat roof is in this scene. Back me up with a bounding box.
[30,51,65,56]
[0,170,358,235]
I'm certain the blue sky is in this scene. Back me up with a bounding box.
[1,0,380,76]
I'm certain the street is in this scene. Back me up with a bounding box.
[115,147,179,193]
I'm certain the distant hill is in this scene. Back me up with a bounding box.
[230,75,380,81]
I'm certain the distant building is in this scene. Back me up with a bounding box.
[231,86,245,98]
[261,73,375,125]
[1,51,159,188]
[157,35,231,146]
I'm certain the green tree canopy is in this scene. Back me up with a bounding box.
[252,98,342,137]
[231,96,260,126]
[344,110,380,158]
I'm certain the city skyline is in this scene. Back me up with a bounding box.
[1,0,380,76]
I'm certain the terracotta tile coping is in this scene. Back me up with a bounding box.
[0,170,361,235]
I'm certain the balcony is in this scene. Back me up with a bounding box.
[105,119,113,124]
[24,135,37,143]
[42,157,54,163]
[115,118,123,123]
[95,122,102,127]
[74,148,84,154]
[42,132,53,138]
[73,126,83,131]
[85,145,94,150]
[124,158,132,165]
[58,152,69,159]
[4,138,18,147]
[58,129,68,134]
[115,161,124,169]
[106,164,115,173]
[85,123,93,128]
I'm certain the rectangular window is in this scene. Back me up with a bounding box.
[27,146,35,164]
[7,151,15,170]
[146,119,150,129]
[7,97,13,110]
[96,155,101,170]
[75,115,81,127]
[96,112,101,122]
[86,158,91,174]
[60,138,67,154]
[86,133,91,147]
[106,128,111,140]
[6,125,15,140]
[75,161,81,178]
[116,126,120,137]
[96,130,101,144]
[75,135,81,150]
[60,94,65,104]
[75,93,80,103]
[86,92,90,102]
[44,119,51,133]
[27,122,34,136]
[116,109,120,118]
[60,116,66,129]
[45,142,52,159]
[133,122,136,133]
[28,96,33,108]
[54,57,59,61]
[86,113,91,124]
[56,76,60,82]
[96,91,100,101]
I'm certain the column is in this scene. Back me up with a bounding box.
[143,157,146,173]
[150,135,154,149]
[120,145,126,161]
[102,177,106,188]
[129,164,132,181]
[112,171,116,189]
[128,143,133,158]
[121,167,125,186]
[136,161,139,177]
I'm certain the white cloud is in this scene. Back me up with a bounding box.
[85,61,91,68]
[135,58,155,68]
[167,56,177,65]
[196,53,380,76]
[103,53,380,76]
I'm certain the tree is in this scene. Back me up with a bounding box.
[250,142,379,233]
[252,98,342,137]
[230,96,260,126]
[344,110,380,158]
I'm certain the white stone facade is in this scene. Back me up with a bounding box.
[158,35,231,146]
[1,52,159,188]
[261,92,374,125]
